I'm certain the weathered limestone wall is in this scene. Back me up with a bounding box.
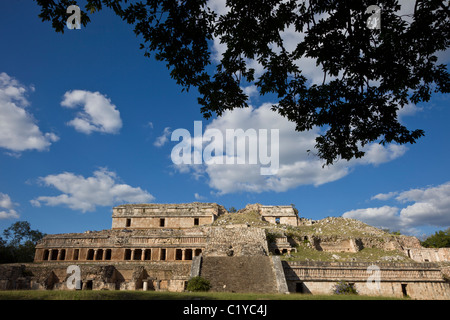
[238,204,299,226]
[203,226,269,257]
[200,256,277,293]
[34,228,208,263]
[297,281,450,300]
[406,248,450,263]
[111,203,227,229]
[0,262,192,292]
[312,237,362,253]
[271,256,289,294]
[303,234,424,254]
[283,261,450,300]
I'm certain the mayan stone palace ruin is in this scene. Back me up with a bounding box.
[1,202,449,299]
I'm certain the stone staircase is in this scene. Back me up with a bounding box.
[199,256,277,293]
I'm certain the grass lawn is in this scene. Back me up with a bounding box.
[0,290,405,300]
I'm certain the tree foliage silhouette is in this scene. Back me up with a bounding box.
[35,0,449,164]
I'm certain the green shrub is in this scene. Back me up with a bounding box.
[332,281,358,295]
[186,276,211,292]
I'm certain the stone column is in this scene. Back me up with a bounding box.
[141,250,146,261]
[131,249,135,261]
[182,249,186,261]
[57,249,62,260]
[143,280,148,291]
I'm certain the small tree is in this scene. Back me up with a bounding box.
[332,281,358,295]
[0,221,45,263]
[186,276,211,292]
[421,228,450,248]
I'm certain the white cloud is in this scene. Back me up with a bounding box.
[0,193,14,209]
[397,103,423,122]
[371,191,398,201]
[396,182,450,228]
[31,168,154,212]
[194,193,206,200]
[0,72,59,152]
[171,103,406,194]
[358,144,407,166]
[343,182,450,234]
[61,90,122,134]
[0,193,19,219]
[154,127,171,147]
[343,206,401,230]
[241,85,258,99]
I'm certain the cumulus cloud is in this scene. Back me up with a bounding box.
[371,191,398,201]
[154,127,171,147]
[396,183,450,228]
[61,90,122,134]
[343,206,401,230]
[0,193,19,219]
[170,103,406,194]
[31,168,154,212]
[0,72,59,153]
[343,182,450,234]
[194,193,206,200]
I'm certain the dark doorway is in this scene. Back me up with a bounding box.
[134,249,142,260]
[124,249,132,260]
[73,249,79,260]
[401,284,408,297]
[86,249,94,260]
[160,248,166,261]
[175,249,183,260]
[144,249,151,260]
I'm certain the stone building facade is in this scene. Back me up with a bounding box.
[0,202,449,299]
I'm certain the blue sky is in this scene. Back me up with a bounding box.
[0,1,449,238]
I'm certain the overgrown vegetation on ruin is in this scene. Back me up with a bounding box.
[212,210,270,227]
[211,209,420,263]
[282,245,413,263]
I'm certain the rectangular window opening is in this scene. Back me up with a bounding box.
[86,249,94,261]
[73,249,79,261]
[43,249,49,261]
[124,249,132,260]
[160,248,166,261]
[105,249,112,260]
